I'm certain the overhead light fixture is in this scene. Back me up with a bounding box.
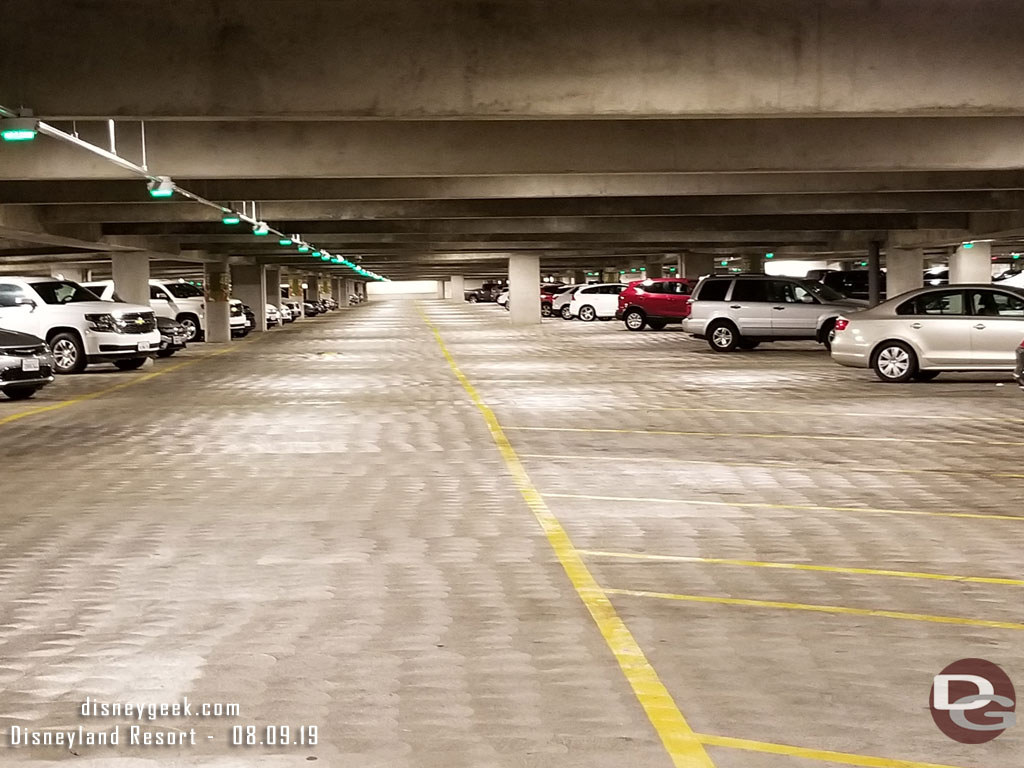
[278,237,293,246]
[297,243,310,253]
[252,221,269,236]
[962,242,975,249]
[765,252,775,259]
[147,176,175,198]
[0,116,38,142]
[221,212,241,225]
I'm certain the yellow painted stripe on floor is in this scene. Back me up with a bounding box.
[546,491,1024,523]
[418,305,715,768]
[656,405,1023,426]
[505,425,1024,448]
[697,733,969,768]
[580,549,1024,587]
[0,340,252,430]
[520,452,1024,480]
[605,587,1024,631]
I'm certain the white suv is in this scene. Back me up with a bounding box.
[83,279,205,342]
[683,275,865,352]
[568,283,627,321]
[0,277,159,374]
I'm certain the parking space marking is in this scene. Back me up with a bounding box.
[505,425,1024,448]
[0,341,253,430]
[604,587,1024,631]
[581,549,1024,587]
[520,452,1024,480]
[696,733,968,768]
[654,405,1024,425]
[420,307,715,768]
[546,492,1024,523]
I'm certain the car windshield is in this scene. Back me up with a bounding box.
[30,281,101,304]
[165,283,204,299]
[801,280,846,302]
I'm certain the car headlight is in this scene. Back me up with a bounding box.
[85,313,119,332]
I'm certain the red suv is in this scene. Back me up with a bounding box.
[616,278,694,331]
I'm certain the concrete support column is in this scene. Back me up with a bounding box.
[449,275,465,302]
[508,254,542,325]
[678,253,716,281]
[231,264,267,332]
[573,270,587,284]
[289,276,305,316]
[868,241,883,307]
[885,247,924,298]
[332,278,344,305]
[644,256,663,280]
[203,260,232,343]
[111,252,151,307]
[747,254,765,273]
[50,265,87,282]
[307,276,321,301]
[950,242,992,284]
[265,267,282,309]
[436,280,446,299]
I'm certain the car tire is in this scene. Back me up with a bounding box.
[820,318,837,351]
[737,339,760,350]
[623,309,647,331]
[178,314,202,342]
[3,386,41,400]
[872,341,918,383]
[49,331,87,374]
[706,321,740,352]
[911,370,940,382]
[648,320,668,331]
[114,357,147,371]
[467,295,478,303]
[560,305,573,320]
[578,305,597,322]
[156,349,176,358]
[541,303,553,317]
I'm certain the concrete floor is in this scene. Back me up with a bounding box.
[1,299,1021,768]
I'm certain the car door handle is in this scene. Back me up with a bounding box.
[974,323,986,330]
[730,304,742,309]
[910,322,922,329]
[772,306,786,311]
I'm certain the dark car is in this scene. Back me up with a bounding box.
[303,302,320,317]
[464,283,504,303]
[616,277,694,331]
[156,317,187,358]
[0,328,55,400]
[1015,337,1024,390]
[242,303,256,332]
[806,269,885,302]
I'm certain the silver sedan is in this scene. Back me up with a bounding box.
[831,284,1024,382]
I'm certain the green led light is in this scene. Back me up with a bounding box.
[320,254,331,261]
[630,268,638,272]
[278,238,293,246]
[149,187,173,198]
[297,244,310,253]
[1,128,37,142]
[720,260,729,266]
[668,267,677,272]
[765,252,774,259]
[221,214,240,225]
[619,270,626,274]
[252,222,269,236]
[1014,253,1022,260]
[860,261,868,266]
[962,242,975,249]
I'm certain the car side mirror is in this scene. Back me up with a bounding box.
[15,296,37,311]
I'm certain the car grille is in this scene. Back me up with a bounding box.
[1,365,52,382]
[0,345,46,357]
[118,312,157,334]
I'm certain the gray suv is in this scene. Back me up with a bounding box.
[682,275,866,352]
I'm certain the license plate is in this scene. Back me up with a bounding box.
[172,335,184,345]
[22,358,40,372]
[138,341,151,352]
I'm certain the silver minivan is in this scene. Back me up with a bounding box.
[682,275,866,352]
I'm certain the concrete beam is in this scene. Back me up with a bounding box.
[4,119,1024,180]
[5,0,1024,118]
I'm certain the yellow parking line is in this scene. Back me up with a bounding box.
[520,452,1024,480]
[580,550,1024,587]
[697,733,969,768]
[545,492,1024,523]
[655,405,1023,425]
[419,305,715,768]
[0,340,253,430]
[604,587,1024,631]
[505,425,1024,448]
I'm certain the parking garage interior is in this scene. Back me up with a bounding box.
[1,2,1023,767]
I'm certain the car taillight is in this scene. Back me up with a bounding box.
[834,318,850,332]
[1019,338,1024,348]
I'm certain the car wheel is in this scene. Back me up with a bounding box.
[178,314,202,342]
[623,308,647,331]
[541,303,553,317]
[578,305,597,322]
[707,321,740,352]
[156,349,176,358]
[820,318,837,351]
[911,370,940,382]
[3,386,41,400]
[467,295,478,303]
[114,357,147,371]
[872,341,917,383]
[647,320,667,331]
[560,305,573,319]
[737,339,760,350]
[49,331,87,374]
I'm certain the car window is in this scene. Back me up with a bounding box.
[731,280,770,303]
[0,283,27,307]
[669,281,691,295]
[802,281,846,303]
[696,279,730,301]
[772,280,818,304]
[970,290,1024,317]
[165,283,204,299]
[896,290,967,316]
[150,285,169,300]
[29,281,100,304]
